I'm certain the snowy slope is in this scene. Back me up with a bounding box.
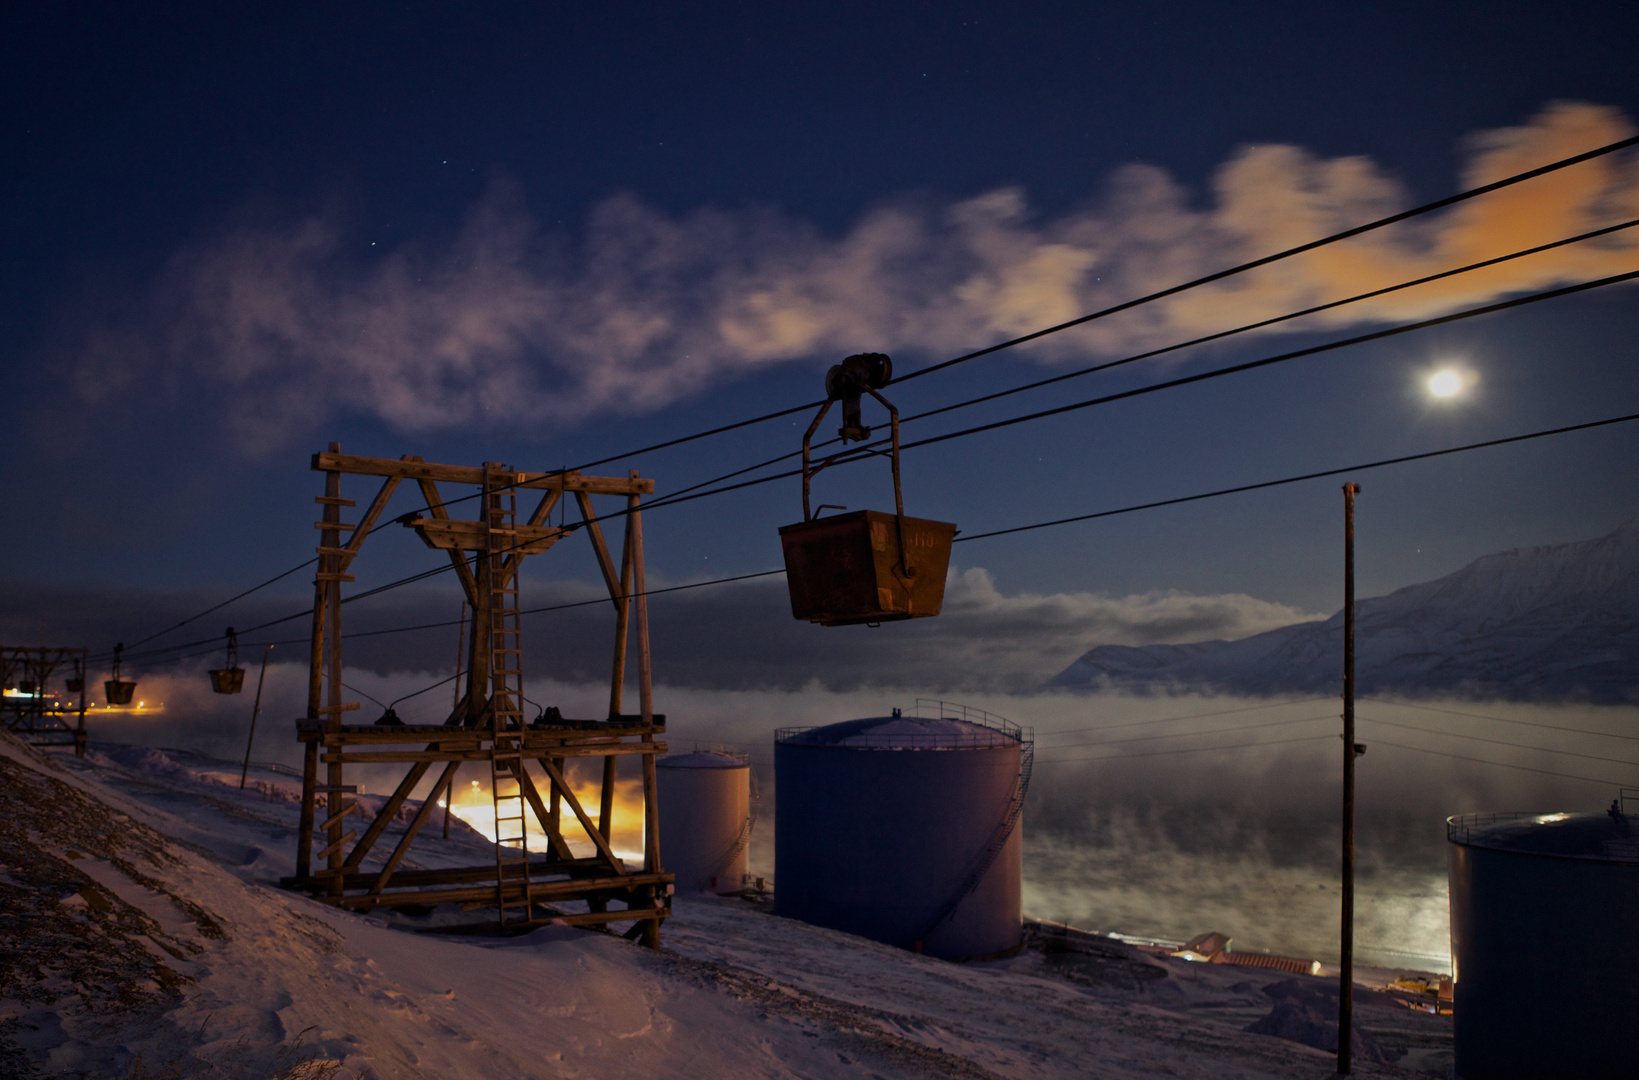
[1050,520,1639,701]
[0,734,1445,1078]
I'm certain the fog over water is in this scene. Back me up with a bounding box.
[88,666,1637,973]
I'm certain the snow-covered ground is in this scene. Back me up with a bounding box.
[0,732,1452,1078]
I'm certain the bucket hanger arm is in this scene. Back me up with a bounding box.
[800,400,835,522]
[862,386,914,580]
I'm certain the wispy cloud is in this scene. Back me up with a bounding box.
[71,102,1639,449]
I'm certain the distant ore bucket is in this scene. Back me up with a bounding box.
[774,709,1029,960]
[1447,808,1639,1079]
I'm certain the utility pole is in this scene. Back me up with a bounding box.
[240,645,275,790]
[1337,482,1360,1076]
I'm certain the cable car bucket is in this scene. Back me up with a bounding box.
[105,643,137,705]
[778,353,956,626]
[209,628,246,694]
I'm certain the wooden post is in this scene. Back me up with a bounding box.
[297,737,318,878]
[608,502,634,719]
[1338,482,1360,1077]
[631,477,657,873]
[324,453,345,888]
[307,442,339,721]
[630,472,663,949]
[467,524,491,727]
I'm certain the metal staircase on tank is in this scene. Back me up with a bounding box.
[485,464,533,929]
[913,700,1034,946]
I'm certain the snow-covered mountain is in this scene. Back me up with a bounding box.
[1049,520,1639,702]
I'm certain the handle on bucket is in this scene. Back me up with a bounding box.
[801,354,916,580]
[224,627,239,670]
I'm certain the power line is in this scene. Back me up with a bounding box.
[1364,737,1634,788]
[93,557,319,660]
[894,269,1639,459]
[106,405,1639,670]
[595,267,1639,521]
[954,409,1639,544]
[97,205,1639,646]
[891,133,1639,388]
[1035,696,1333,739]
[1036,732,1334,765]
[1044,713,1335,750]
[669,216,1639,499]
[402,136,1639,515]
[1357,715,1639,767]
[1361,697,1639,742]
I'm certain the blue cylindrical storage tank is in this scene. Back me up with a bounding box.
[1447,810,1639,1080]
[774,710,1028,959]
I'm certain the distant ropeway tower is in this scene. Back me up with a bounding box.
[280,445,673,943]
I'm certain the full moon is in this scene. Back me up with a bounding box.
[1428,370,1463,397]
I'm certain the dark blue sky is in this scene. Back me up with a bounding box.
[4,1,1638,666]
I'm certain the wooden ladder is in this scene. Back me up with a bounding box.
[485,464,532,929]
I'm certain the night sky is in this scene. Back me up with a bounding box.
[5,2,1639,684]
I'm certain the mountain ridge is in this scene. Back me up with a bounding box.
[1048,520,1639,702]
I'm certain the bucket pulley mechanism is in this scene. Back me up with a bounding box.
[210,628,246,694]
[778,353,956,627]
[105,643,136,705]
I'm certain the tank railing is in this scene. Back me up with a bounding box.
[910,698,1022,739]
[1447,812,1547,844]
[687,742,752,765]
[774,726,1021,749]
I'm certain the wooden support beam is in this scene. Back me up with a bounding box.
[415,476,481,606]
[575,490,623,607]
[315,831,356,861]
[319,802,359,832]
[340,474,402,570]
[543,907,672,928]
[538,756,627,873]
[370,761,459,895]
[511,766,575,860]
[598,755,617,842]
[608,504,635,718]
[313,452,654,494]
[295,856,610,889]
[297,716,318,878]
[342,760,431,871]
[630,474,660,877]
[304,871,674,909]
[408,518,566,555]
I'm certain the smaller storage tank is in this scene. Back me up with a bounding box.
[656,750,752,894]
[775,703,1030,960]
[1447,807,1639,1079]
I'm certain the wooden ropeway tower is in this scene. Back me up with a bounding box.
[280,446,674,944]
[1,646,89,756]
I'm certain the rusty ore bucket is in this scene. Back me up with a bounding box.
[779,510,955,626]
[65,678,84,693]
[209,668,246,694]
[105,680,137,705]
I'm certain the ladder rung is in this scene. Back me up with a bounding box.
[314,495,357,506]
[315,831,355,860]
